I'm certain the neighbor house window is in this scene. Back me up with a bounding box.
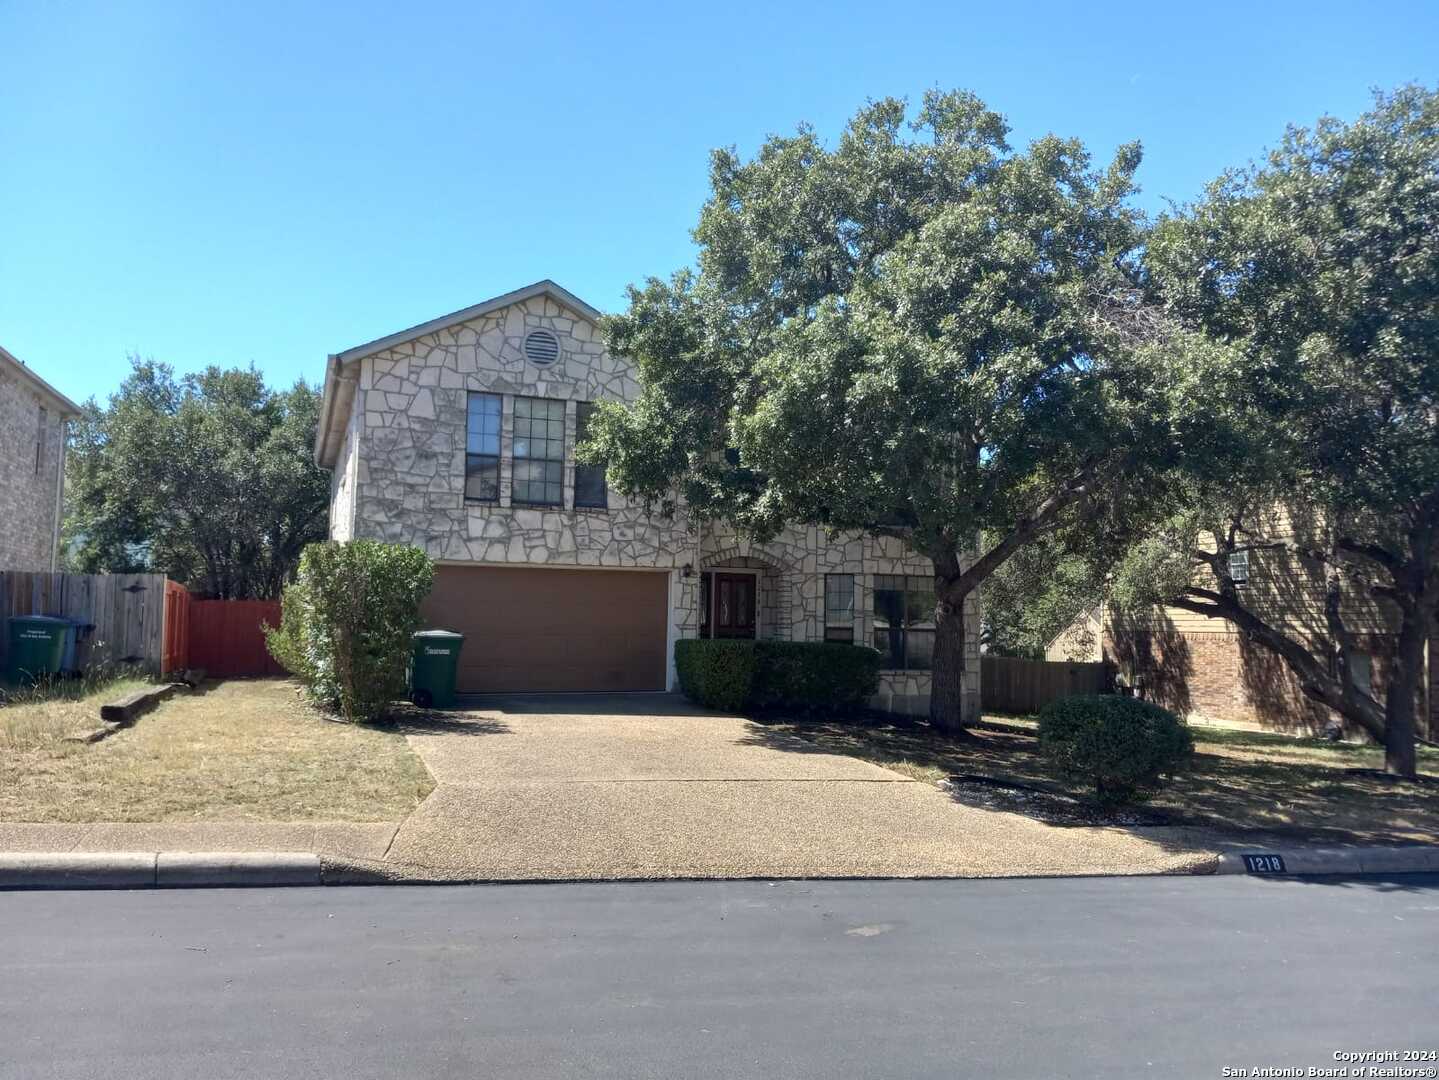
[1347,652,1373,699]
[35,406,47,474]
[574,402,608,509]
[465,393,502,502]
[512,396,565,506]
[872,574,935,670]
[824,574,855,642]
[1227,549,1250,587]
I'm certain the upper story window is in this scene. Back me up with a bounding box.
[465,392,502,502]
[873,574,935,670]
[824,574,854,642]
[574,402,608,509]
[512,397,565,506]
[35,406,47,474]
[1227,549,1250,588]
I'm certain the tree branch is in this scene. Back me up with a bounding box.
[1169,585,1386,740]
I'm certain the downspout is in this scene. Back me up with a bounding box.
[317,355,360,539]
[338,362,360,540]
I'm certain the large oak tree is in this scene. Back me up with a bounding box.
[586,91,1211,730]
[65,359,330,599]
[1126,86,1439,777]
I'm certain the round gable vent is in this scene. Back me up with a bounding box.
[523,329,561,366]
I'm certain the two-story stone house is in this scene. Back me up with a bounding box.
[0,345,80,572]
[314,280,980,721]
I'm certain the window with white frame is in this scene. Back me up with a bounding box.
[1227,549,1250,587]
[824,574,854,642]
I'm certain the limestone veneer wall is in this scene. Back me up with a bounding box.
[699,525,982,725]
[338,291,980,724]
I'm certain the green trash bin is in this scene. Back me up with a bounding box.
[409,630,464,708]
[6,616,70,685]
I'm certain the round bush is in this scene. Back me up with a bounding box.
[1037,695,1194,805]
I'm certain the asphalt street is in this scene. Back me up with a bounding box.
[3,874,1436,1079]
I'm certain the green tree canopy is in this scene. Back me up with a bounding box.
[980,535,1108,659]
[65,358,331,599]
[585,90,1214,728]
[1128,85,1439,776]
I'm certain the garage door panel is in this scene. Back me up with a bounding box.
[421,567,668,692]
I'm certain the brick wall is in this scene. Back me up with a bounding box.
[0,365,66,571]
[1106,626,1430,739]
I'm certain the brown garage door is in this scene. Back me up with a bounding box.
[421,566,669,692]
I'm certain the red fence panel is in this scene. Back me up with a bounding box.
[161,580,191,674]
[187,599,286,678]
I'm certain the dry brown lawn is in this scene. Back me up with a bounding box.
[0,673,151,753]
[746,712,1439,845]
[0,678,434,823]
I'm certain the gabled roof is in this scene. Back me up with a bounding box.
[333,279,603,366]
[0,345,82,417]
[314,280,604,467]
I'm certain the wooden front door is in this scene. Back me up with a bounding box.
[712,573,757,639]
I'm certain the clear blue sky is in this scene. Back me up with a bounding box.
[2,0,1435,405]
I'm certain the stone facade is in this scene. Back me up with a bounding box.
[698,525,981,721]
[318,282,980,722]
[0,350,76,572]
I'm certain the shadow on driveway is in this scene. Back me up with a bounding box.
[445,691,719,717]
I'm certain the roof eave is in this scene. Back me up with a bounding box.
[314,355,359,470]
[0,346,83,416]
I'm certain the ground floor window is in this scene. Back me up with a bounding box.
[824,574,854,642]
[872,574,935,669]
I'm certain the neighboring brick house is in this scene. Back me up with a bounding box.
[1048,505,1434,738]
[0,346,80,572]
[314,280,981,720]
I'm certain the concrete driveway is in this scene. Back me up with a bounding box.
[339,693,1217,882]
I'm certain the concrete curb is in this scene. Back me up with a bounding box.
[4,847,1436,888]
[0,852,322,890]
[1215,845,1439,877]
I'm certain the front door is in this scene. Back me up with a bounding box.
[712,573,757,639]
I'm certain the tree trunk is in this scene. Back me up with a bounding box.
[929,597,970,733]
[1383,610,1426,779]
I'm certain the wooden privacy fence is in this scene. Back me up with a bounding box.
[2,572,286,678]
[185,598,285,678]
[0,571,168,671]
[981,656,1114,714]
[162,579,190,672]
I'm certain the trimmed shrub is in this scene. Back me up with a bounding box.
[266,540,435,722]
[674,639,881,713]
[1038,694,1194,805]
[675,639,757,712]
[750,641,881,712]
